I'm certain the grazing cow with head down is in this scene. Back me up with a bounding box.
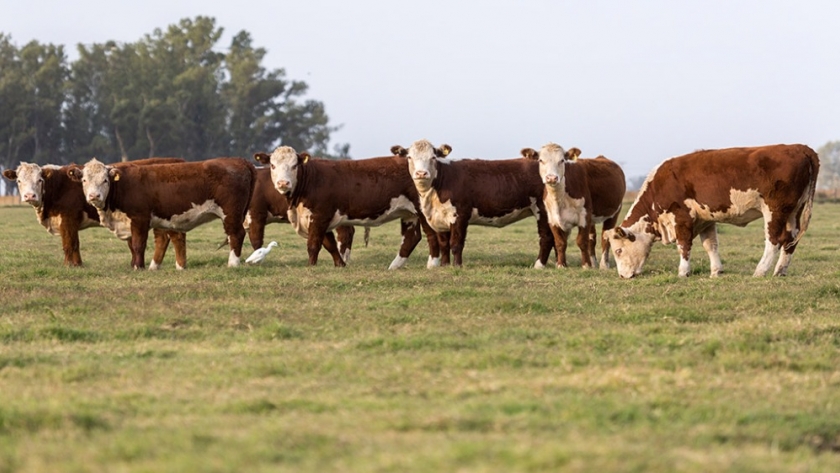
[70,157,256,269]
[254,146,443,268]
[391,139,553,267]
[605,144,819,278]
[243,166,357,262]
[520,144,625,269]
[3,159,187,268]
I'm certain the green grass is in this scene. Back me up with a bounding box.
[2,202,840,472]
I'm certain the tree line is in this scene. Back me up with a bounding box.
[0,16,348,193]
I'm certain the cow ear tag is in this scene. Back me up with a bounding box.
[441,147,450,156]
[113,173,120,181]
[303,154,310,164]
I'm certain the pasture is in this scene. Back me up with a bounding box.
[1,202,840,472]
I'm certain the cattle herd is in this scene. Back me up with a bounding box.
[2,140,820,278]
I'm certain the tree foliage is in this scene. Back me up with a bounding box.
[1,16,346,191]
[817,141,840,190]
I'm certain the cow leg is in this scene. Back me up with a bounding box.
[248,214,267,251]
[675,226,694,277]
[305,219,331,266]
[149,229,170,270]
[699,224,723,277]
[772,209,800,276]
[223,215,247,268]
[60,221,83,267]
[389,219,422,270]
[321,231,347,267]
[129,222,150,270]
[576,226,594,269]
[550,225,569,268]
[599,214,620,270]
[437,232,451,266]
[170,232,187,270]
[531,202,553,269]
[336,226,355,264]
[754,209,780,277]
[419,217,443,268]
[450,217,470,267]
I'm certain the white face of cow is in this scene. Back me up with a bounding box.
[537,143,567,187]
[606,227,655,278]
[268,146,302,196]
[4,163,45,207]
[400,139,451,192]
[80,158,113,209]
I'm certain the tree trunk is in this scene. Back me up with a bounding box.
[115,126,129,162]
[146,126,156,158]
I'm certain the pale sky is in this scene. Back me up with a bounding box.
[2,0,839,180]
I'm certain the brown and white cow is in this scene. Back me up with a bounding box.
[3,160,187,268]
[520,144,625,269]
[70,157,256,269]
[391,139,553,267]
[242,166,357,262]
[605,144,819,278]
[254,146,443,268]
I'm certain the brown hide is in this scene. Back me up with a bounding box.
[2,158,186,267]
[616,144,819,277]
[623,144,818,237]
[102,158,256,269]
[279,156,440,267]
[430,158,553,266]
[559,156,626,268]
[247,167,355,254]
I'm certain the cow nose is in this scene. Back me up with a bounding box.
[276,180,290,189]
[88,192,100,201]
[545,174,559,184]
[415,170,429,179]
[23,193,37,201]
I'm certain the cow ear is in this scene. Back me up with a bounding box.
[109,167,121,182]
[390,145,407,157]
[435,144,452,158]
[2,169,16,181]
[520,148,538,160]
[565,147,582,161]
[254,152,270,164]
[67,167,82,182]
[299,152,311,164]
[614,227,635,242]
[42,168,53,179]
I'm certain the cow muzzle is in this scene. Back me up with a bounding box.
[275,180,291,193]
[414,170,430,180]
[544,174,559,185]
[88,193,104,208]
[22,193,41,206]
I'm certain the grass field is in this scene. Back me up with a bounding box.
[1,202,840,472]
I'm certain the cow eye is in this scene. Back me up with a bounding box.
[270,164,275,169]
[615,248,623,256]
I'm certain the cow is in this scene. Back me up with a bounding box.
[520,144,626,269]
[390,139,553,267]
[605,144,819,278]
[70,157,256,269]
[242,166,358,262]
[254,147,444,268]
[3,159,187,268]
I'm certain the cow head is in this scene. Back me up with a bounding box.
[2,163,53,207]
[391,139,452,192]
[521,144,580,188]
[261,146,309,196]
[605,226,655,278]
[70,158,120,209]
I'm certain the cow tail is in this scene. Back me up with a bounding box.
[787,147,820,250]
[364,227,370,247]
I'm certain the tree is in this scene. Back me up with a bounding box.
[817,141,840,191]
[0,35,67,171]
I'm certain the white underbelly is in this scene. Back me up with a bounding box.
[289,196,415,238]
[470,207,534,227]
[98,209,133,240]
[151,200,225,232]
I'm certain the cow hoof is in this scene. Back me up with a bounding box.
[427,256,441,268]
[533,259,545,269]
[389,256,408,270]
